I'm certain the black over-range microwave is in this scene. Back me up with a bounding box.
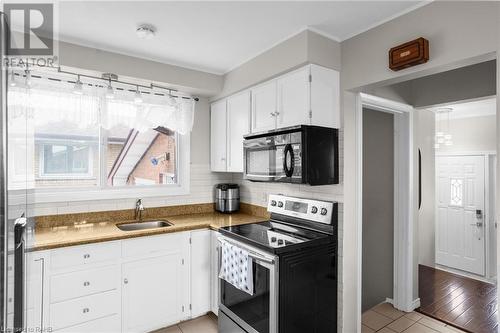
[243,125,339,185]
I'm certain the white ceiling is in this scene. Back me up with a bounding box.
[434,98,497,120]
[44,1,428,74]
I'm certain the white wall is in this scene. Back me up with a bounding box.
[59,41,223,96]
[416,109,436,267]
[436,115,496,153]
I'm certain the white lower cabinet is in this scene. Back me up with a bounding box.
[33,230,217,333]
[122,254,184,332]
[210,231,220,315]
[190,229,211,318]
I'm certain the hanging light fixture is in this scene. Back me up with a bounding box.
[134,85,143,104]
[9,70,17,87]
[105,78,114,99]
[25,69,32,87]
[434,107,453,149]
[167,90,178,106]
[102,73,117,100]
[73,75,84,95]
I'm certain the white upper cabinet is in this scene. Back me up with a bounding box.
[227,91,250,172]
[310,64,340,128]
[277,66,310,128]
[210,100,227,172]
[251,64,340,132]
[251,80,277,133]
[210,90,250,172]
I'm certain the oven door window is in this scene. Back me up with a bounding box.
[221,262,270,333]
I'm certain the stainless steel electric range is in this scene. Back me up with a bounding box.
[217,195,338,333]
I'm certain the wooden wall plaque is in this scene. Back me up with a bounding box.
[389,37,429,71]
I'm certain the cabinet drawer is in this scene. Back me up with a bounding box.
[122,232,184,258]
[50,265,119,303]
[51,242,121,269]
[54,314,120,333]
[50,290,119,331]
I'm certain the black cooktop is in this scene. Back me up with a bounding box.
[219,220,333,254]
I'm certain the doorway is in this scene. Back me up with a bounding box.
[416,97,498,333]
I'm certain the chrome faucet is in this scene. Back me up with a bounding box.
[135,199,145,221]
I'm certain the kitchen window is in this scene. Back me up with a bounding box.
[7,71,194,202]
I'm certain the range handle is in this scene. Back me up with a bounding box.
[14,216,27,333]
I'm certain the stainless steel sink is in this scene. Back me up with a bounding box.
[116,220,173,231]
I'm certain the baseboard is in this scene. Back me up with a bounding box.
[412,298,421,310]
[385,298,394,305]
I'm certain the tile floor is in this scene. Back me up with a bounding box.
[151,314,217,333]
[363,303,468,333]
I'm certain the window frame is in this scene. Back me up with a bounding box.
[32,133,190,203]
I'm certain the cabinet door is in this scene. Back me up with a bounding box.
[251,80,277,133]
[310,64,340,128]
[227,91,250,172]
[277,66,310,128]
[210,231,220,315]
[190,230,211,317]
[210,100,227,172]
[122,253,184,332]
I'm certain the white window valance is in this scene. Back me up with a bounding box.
[8,79,196,135]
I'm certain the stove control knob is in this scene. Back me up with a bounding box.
[277,239,284,246]
[271,237,277,242]
[320,208,328,216]
[271,200,277,206]
[278,201,283,208]
[311,206,318,214]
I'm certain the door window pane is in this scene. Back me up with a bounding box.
[450,178,463,206]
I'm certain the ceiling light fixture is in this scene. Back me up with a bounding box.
[73,75,84,95]
[134,85,143,104]
[136,24,156,40]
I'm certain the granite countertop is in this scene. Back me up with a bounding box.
[32,212,266,251]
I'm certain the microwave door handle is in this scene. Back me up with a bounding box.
[283,144,294,177]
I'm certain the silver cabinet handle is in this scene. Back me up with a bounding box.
[124,278,128,284]
[83,254,90,259]
[270,112,275,117]
[470,222,484,227]
[275,112,280,116]
[82,308,90,313]
[83,281,90,286]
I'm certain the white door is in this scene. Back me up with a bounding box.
[227,91,250,172]
[210,100,227,172]
[436,155,486,275]
[251,80,277,133]
[122,254,184,332]
[277,67,310,128]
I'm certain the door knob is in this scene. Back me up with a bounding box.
[124,278,128,284]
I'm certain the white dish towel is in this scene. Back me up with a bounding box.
[219,240,254,295]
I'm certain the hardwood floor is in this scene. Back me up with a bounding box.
[418,265,497,333]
